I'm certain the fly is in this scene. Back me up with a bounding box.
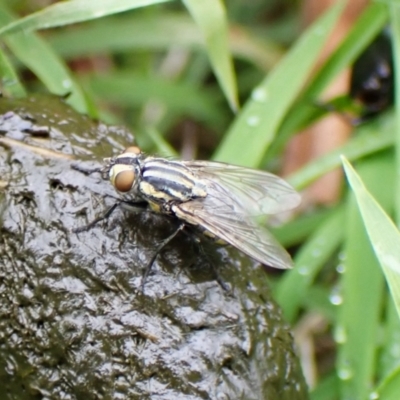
[74,146,301,288]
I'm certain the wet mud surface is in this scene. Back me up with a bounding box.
[0,96,308,400]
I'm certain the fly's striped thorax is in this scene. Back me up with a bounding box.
[139,158,207,203]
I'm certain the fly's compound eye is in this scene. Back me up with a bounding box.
[109,165,136,192]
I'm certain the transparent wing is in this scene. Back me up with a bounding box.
[181,160,301,215]
[173,186,293,269]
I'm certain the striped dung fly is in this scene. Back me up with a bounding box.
[74,146,301,287]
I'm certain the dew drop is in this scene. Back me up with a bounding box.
[369,392,379,400]
[390,343,400,357]
[62,79,72,89]
[337,365,353,380]
[298,266,310,276]
[312,248,321,257]
[251,88,268,102]
[330,292,343,306]
[334,325,347,344]
[247,115,260,127]
[336,263,346,274]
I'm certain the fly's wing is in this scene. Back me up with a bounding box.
[173,187,293,269]
[182,160,301,215]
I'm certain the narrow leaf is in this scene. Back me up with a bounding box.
[288,115,394,190]
[389,3,400,223]
[182,0,238,111]
[0,0,171,36]
[342,156,400,318]
[213,0,345,166]
[275,207,344,323]
[0,4,91,114]
[0,47,26,97]
[337,155,391,400]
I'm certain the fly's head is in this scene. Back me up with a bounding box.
[103,146,142,194]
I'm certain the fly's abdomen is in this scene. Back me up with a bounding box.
[140,159,207,203]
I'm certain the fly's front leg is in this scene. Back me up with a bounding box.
[72,200,148,233]
[72,202,121,233]
[70,162,103,176]
[141,222,186,291]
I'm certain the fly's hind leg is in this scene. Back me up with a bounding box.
[196,241,230,292]
[141,223,186,291]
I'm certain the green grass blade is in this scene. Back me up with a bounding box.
[380,297,400,378]
[374,365,400,400]
[144,127,178,157]
[85,71,226,130]
[212,0,345,166]
[50,12,204,56]
[310,373,339,400]
[48,13,282,71]
[269,2,388,158]
[0,47,26,97]
[182,0,238,111]
[288,114,395,190]
[338,154,395,399]
[303,285,337,323]
[0,4,92,114]
[298,2,388,100]
[271,207,338,247]
[275,206,344,323]
[342,156,400,318]
[389,4,400,224]
[0,0,171,36]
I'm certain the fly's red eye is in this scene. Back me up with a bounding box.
[114,170,135,192]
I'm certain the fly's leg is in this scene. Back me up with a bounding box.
[72,202,121,233]
[73,200,148,233]
[197,241,230,291]
[70,163,103,175]
[141,223,186,291]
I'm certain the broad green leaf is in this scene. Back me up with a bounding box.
[0,0,171,36]
[342,156,400,318]
[182,0,238,111]
[213,0,345,166]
